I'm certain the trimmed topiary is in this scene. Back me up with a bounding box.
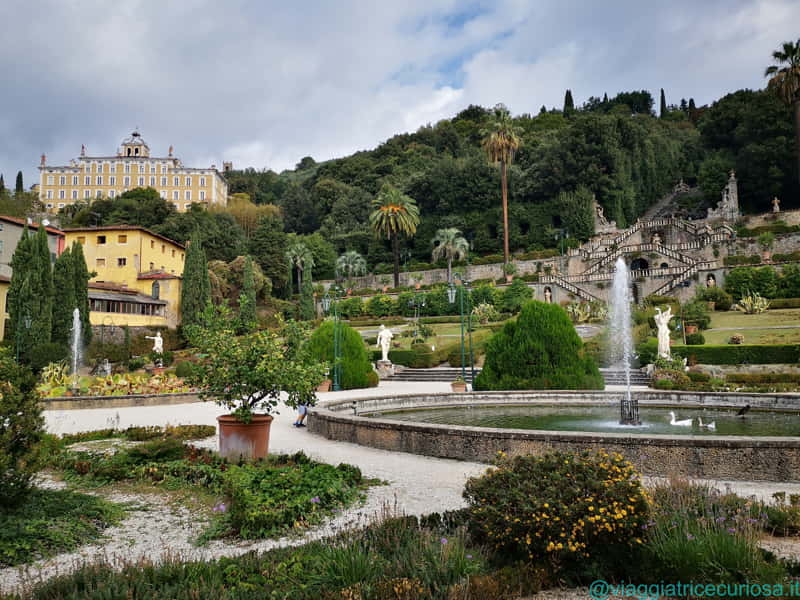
[685,333,705,345]
[474,300,603,390]
[306,320,374,390]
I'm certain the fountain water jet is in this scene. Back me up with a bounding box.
[609,257,639,425]
[70,308,83,389]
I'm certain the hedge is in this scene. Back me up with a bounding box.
[723,255,762,266]
[343,317,407,327]
[726,373,800,384]
[769,298,800,309]
[672,344,800,365]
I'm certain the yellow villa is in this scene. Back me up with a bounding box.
[38,130,229,213]
[64,226,186,329]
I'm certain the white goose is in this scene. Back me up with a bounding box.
[698,417,716,431]
[669,411,693,427]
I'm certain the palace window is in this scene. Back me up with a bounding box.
[184,203,192,210]
[96,176,102,185]
[72,175,78,185]
[160,190,167,199]
[109,176,116,185]
[199,190,205,201]
[46,190,53,199]
[149,176,155,186]
[85,176,91,185]
[161,176,167,186]
[47,176,54,185]
[150,164,156,174]
[58,203,65,209]
[46,203,53,209]
[59,190,65,199]
[109,190,115,198]
[96,190,102,198]
[117,257,127,267]
[59,175,66,185]
[84,190,91,198]
[124,164,131,174]
[72,190,78,199]
[138,177,144,186]
[124,176,130,186]
[110,164,116,173]
[185,176,191,186]
[172,190,179,200]
[174,203,180,210]
[200,177,206,187]
[185,190,191,201]
[173,176,179,186]
[139,164,145,173]
[161,165,167,174]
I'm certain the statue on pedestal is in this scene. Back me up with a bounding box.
[376,325,393,363]
[654,307,672,359]
[145,331,164,354]
[773,197,781,213]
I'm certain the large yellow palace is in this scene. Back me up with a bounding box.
[38,130,229,213]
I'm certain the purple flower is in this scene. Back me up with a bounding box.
[687,534,694,540]
[716,516,726,523]
[310,496,320,504]
[466,554,473,559]
[440,538,448,545]
[213,503,227,513]
[728,527,736,533]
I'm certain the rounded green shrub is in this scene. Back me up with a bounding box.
[501,279,533,313]
[28,343,68,373]
[0,349,45,507]
[365,294,395,317]
[307,320,373,389]
[464,450,648,566]
[474,301,603,390]
[685,333,705,345]
[174,361,194,378]
[695,286,733,311]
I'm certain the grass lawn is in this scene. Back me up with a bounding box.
[708,308,800,329]
[702,327,800,345]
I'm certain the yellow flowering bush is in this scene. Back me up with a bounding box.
[463,450,648,565]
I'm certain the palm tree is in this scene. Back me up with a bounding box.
[431,227,469,283]
[766,39,800,184]
[481,103,522,265]
[285,242,314,295]
[369,184,420,288]
[336,250,367,288]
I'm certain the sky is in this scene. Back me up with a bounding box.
[1,0,797,188]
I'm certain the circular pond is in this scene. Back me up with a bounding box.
[369,405,800,437]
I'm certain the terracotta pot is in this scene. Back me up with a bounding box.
[505,274,513,283]
[382,286,389,293]
[316,379,332,392]
[762,251,772,262]
[706,301,716,311]
[451,381,467,392]
[415,283,421,290]
[685,325,698,335]
[217,414,273,461]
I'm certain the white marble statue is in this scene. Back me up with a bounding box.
[653,307,672,359]
[145,331,164,354]
[376,325,393,362]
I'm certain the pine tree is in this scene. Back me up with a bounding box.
[71,241,92,346]
[51,247,76,347]
[237,255,257,334]
[299,263,315,321]
[563,89,574,115]
[659,88,667,118]
[15,171,23,193]
[180,232,211,328]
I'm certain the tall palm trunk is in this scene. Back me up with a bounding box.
[795,100,800,185]
[392,234,400,288]
[501,160,510,264]
[296,266,302,295]
[447,258,452,284]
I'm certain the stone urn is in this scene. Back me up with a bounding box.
[217,414,274,461]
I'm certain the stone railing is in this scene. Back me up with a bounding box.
[539,274,601,302]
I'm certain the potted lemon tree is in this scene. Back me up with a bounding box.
[186,305,326,461]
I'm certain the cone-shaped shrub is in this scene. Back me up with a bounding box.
[474,300,603,390]
[306,320,374,389]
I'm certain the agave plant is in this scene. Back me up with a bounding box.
[735,292,770,314]
[472,302,500,325]
[40,361,71,386]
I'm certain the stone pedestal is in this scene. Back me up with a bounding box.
[376,360,395,379]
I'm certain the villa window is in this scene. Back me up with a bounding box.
[118,235,127,244]
[97,235,106,245]
[152,282,160,299]
[117,257,127,267]
[96,258,105,267]
[77,237,85,244]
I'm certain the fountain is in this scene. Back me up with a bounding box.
[70,308,83,389]
[609,257,639,425]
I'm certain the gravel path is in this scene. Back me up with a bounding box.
[5,380,800,596]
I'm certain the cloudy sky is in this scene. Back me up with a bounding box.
[1,0,797,187]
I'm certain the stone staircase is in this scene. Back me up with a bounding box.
[387,367,650,387]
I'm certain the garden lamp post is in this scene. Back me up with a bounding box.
[448,273,475,383]
[408,293,426,339]
[322,286,343,391]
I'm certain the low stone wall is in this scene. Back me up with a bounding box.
[309,391,800,482]
[42,391,203,411]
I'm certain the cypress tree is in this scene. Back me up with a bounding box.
[71,241,92,346]
[237,255,257,334]
[539,105,547,115]
[30,226,54,348]
[180,232,211,328]
[51,247,75,347]
[7,228,34,354]
[563,89,574,115]
[299,263,315,321]
[659,88,667,118]
[0,174,5,193]
[602,92,608,104]
[15,171,23,193]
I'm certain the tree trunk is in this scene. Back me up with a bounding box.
[447,259,452,284]
[501,160,510,264]
[795,100,800,186]
[296,266,302,295]
[392,234,400,288]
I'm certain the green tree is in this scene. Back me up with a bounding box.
[180,232,211,328]
[481,103,522,264]
[0,174,4,193]
[237,256,257,334]
[431,227,469,283]
[306,320,374,389]
[249,215,289,298]
[474,300,603,390]
[15,171,23,193]
[71,241,92,346]
[299,263,315,321]
[285,242,314,296]
[336,250,367,284]
[559,186,596,241]
[765,38,800,184]
[369,184,421,287]
[51,247,76,348]
[563,90,575,115]
[31,226,54,350]
[659,88,667,118]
